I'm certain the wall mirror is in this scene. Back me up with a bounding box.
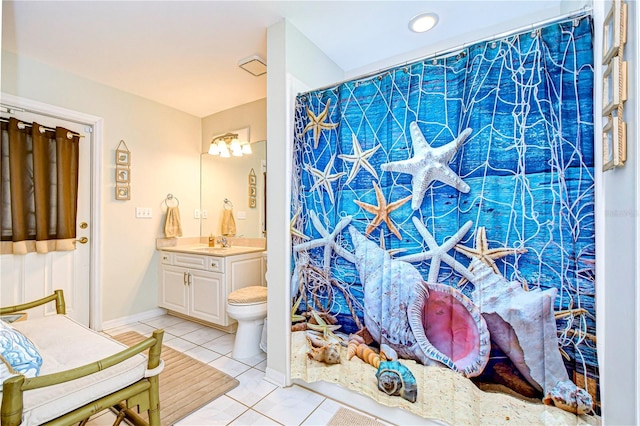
[200,140,266,239]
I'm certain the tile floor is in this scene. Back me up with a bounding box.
[87,314,390,426]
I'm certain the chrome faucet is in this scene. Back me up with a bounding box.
[217,236,230,248]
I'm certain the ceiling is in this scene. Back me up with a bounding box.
[2,1,577,118]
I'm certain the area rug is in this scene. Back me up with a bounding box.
[113,331,239,425]
[328,408,385,426]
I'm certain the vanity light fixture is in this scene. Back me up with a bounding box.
[208,132,252,157]
[409,12,439,33]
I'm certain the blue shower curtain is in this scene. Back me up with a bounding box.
[291,16,597,422]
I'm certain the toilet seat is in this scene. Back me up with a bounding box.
[227,286,267,305]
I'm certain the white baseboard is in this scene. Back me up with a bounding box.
[264,366,287,387]
[293,379,447,425]
[100,308,167,331]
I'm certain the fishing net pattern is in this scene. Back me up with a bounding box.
[291,17,597,407]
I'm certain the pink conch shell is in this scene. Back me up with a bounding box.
[349,226,490,377]
[468,258,593,414]
[411,282,490,376]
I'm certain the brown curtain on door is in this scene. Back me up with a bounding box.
[0,117,80,254]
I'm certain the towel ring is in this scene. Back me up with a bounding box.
[224,198,233,210]
[164,193,179,207]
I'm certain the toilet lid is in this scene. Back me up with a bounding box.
[228,286,267,305]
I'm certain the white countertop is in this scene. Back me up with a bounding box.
[159,244,265,257]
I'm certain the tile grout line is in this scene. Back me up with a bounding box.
[225,386,281,424]
[298,396,328,426]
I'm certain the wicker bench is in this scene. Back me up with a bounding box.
[0,290,164,426]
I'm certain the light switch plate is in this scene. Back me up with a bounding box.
[201,209,208,219]
[194,209,200,219]
[135,207,152,218]
[237,211,247,220]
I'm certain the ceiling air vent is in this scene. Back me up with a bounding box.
[238,55,267,76]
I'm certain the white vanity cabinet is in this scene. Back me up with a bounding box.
[158,250,265,328]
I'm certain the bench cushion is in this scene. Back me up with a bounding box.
[6,315,147,426]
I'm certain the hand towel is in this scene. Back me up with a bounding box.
[221,209,236,237]
[164,206,183,238]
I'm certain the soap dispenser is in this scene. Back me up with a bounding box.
[208,234,215,247]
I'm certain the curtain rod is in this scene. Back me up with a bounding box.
[305,7,593,95]
[0,104,25,114]
[0,102,91,129]
[0,116,84,138]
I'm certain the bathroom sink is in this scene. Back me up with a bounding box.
[193,247,229,253]
[160,245,265,256]
[185,246,264,256]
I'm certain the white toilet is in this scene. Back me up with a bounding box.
[226,285,268,359]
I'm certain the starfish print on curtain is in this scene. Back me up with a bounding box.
[381,122,472,210]
[338,134,380,184]
[293,211,355,270]
[307,154,346,204]
[354,181,411,240]
[454,226,527,286]
[398,217,475,284]
[303,99,339,149]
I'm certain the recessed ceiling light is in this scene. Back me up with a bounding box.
[409,12,439,33]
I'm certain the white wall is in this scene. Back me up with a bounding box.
[201,98,266,152]
[265,19,343,385]
[598,0,639,423]
[1,51,202,323]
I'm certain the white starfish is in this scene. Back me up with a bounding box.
[398,217,475,283]
[381,122,472,210]
[338,134,380,184]
[307,154,346,204]
[293,211,355,270]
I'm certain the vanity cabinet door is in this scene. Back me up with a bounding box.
[189,270,224,325]
[159,266,189,315]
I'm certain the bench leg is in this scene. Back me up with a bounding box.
[112,409,127,426]
[147,375,161,426]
